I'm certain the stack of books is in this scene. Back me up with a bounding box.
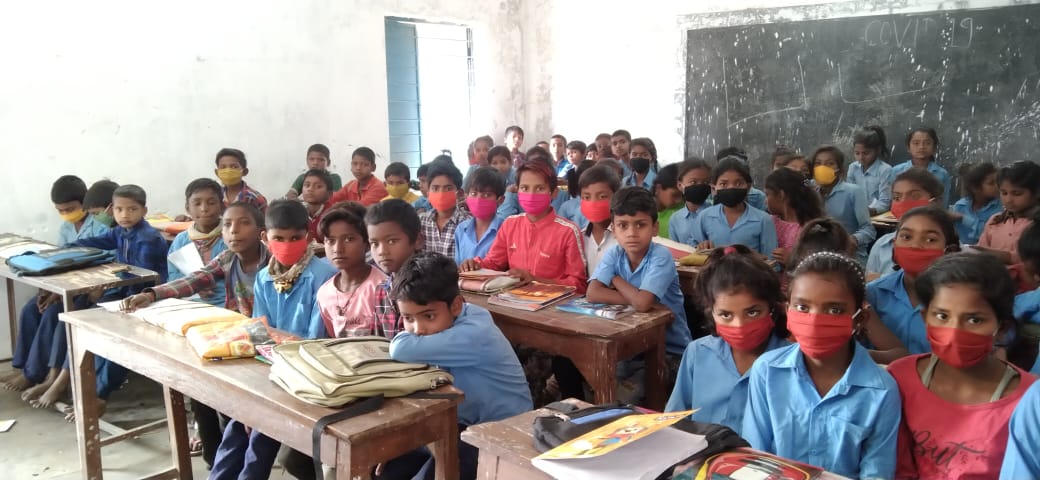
[487,282,576,311]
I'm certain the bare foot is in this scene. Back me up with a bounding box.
[1,374,33,391]
[21,382,50,402]
[0,370,23,383]
[32,370,69,409]
[65,399,106,423]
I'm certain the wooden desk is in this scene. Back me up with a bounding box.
[463,293,673,410]
[61,308,463,480]
[676,265,700,297]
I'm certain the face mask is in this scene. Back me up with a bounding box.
[786,309,857,359]
[518,192,552,215]
[580,199,612,223]
[630,157,651,175]
[890,198,931,219]
[428,191,458,212]
[715,317,774,352]
[893,246,945,277]
[94,210,114,227]
[813,165,837,186]
[60,209,87,224]
[927,324,995,368]
[714,188,749,208]
[216,168,244,186]
[683,184,712,205]
[268,238,309,266]
[385,183,411,199]
[465,196,498,220]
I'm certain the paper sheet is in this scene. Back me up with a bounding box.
[168,243,204,274]
[0,419,15,432]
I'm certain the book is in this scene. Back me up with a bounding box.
[555,297,633,319]
[487,282,576,311]
[98,298,249,335]
[673,448,826,480]
[0,234,55,260]
[653,236,697,261]
[186,317,274,360]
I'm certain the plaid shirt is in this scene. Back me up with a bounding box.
[72,220,168,295]
[147,246,270,316]
[223,181,268,214]
[421,206,472,260]
[373,274,402,339]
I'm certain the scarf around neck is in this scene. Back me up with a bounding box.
[267,244,314,293]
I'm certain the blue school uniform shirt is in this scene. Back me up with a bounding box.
[689,203,778,256]
[252,257,336,339]
[453,216,504,264]
[412,196,432,213]
[866,270,929,354]
[746,187,767,212]
[1014,289,1040,374]
[623,169,656,191]
[866,231,896,277]
[666,334,789,433]
[58,214,110,247]
[556,160,575,178]
[892,159,952,206]
[847,160,894,213]
[592,243,693,354]
[951,196,1002,245]
[1000,381,1040,479]
[389,303,533,425]
[821,181,876,262]
[742,342,901,480]
[71,220,168,293]
[166,230,227,307]
[556,196,588,231]
[668,206,705,246]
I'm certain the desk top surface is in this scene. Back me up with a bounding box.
[463,292,673,339]
[0,262,158,295]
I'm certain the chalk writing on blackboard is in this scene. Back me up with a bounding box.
[726,55,808,128]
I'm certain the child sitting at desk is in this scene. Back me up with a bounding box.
[330,146,388,207]
[167,178,227,306]
[366,199,426,341]
[285,143,341,200]
[317,202,388,338]
[382,161,421,204]
[421,161,471,259]
[300,168,335,243]
[454,166,506,265]
[215,147,268,213]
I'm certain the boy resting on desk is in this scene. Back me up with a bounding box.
[378,251,532,480]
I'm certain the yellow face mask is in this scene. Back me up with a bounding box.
[813,165,837,186]
[216,168,244,186]
[60,209,87,224]
[385,183,410,199]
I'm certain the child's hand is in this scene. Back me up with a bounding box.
[507,268,534,285]
[459,259,482,272]
[285,189,299,201]
[771,247,788,264]
[36,292,60,313]
[696,240,714,250]
[121,292,155,312]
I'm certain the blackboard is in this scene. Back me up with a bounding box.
[683,3,1040,181]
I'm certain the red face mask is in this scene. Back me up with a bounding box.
[715,317,774,352]
[927,325,995,368]
[428,191,458,212]
[893,246,945,277]
[580,199,612,223]
[786,310,856,359]
[268,238,310,266]
[890,198,931,219]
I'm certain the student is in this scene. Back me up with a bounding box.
[666,246,790,433]
[770,145,797,171]
[550,134,568,176]
[764,167,824,269]
[689,157,778,256]
[611,129,632,173]
[411,162,433,214]
[867,206,959,355]
[889,253,1035,479]
[576,164,622,276]
[383,252,532,480]
[556,160,597,230]
[300,169,335,243]
[785,155,811,180]
[286,144,341,200]
[366,199,426,341]
[470,135,493,166]
[1014,222,1040,375]
[669,158,713,246]
[487,145,517,187]
[867,168,945,278]
[83,180,119,228]
[167,179,227,306]
[455,167,506,265]
[561,140,587,178]
[594,133,611,159]
[653,163,683,238]
[214,148,267,213]
[1001,381,1040,479]
[743,251,901,479]
[715,148,767,211]
[536,140,550,152]
[420,162,471,259]
[786,218,855,278]
[951,162,1001,246]
[847,126,895,216]
[316,203,389,338]
[495,148,571,220]
[459,159,588,293]
[329,146,387,206]
[624,137,658,190]
[892,127,952,206]
[812,145,876,262]
[382,162,421,204]
[505,125,525,167]
[210,200,336,480]
[974,160,1040,265]
[584,143,601,162]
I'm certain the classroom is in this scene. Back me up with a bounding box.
[3,0,1040,479]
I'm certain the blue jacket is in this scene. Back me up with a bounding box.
[72,220,169,294]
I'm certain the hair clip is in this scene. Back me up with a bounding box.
[808,224,827,234]
[723,246,738,255]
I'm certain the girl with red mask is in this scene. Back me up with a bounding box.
[867,168,946,279]
[665,245,789,434]
[890,253,1035,479]
[743,251,901,479]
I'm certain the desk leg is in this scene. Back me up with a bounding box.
[6,278,16,355]
[573,343,617,405]
[163,386,192,479]
[428,411,459,480]
[68,322,103,480]
[644,328,668,411]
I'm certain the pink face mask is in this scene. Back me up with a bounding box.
[465,196,498,220]
[518,192,552,215]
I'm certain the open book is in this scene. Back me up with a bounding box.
[98,298,248,335]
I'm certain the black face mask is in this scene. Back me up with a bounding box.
[683,184,712,205]
[715,188,749,207]
[630,157,651,174]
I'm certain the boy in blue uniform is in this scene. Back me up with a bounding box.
[1001,381,1040,479]
[210,199,336,479]
[384,251,532,480]
[454,166,506,264]
[166,178,227,306]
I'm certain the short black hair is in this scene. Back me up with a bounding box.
[113,184,147,207]
[351,147,376,166]
[894,167,944,199]
[319,202,368,242]
[465,166,506,197]
[265,199,309,231]
[505,125,524,137]
[226,201,265,229]
[427,162,463,189]
[906,126,939,147]
[610,186,657,222]
[916,252,1015,328]
[303,168,335,192]
[899,206,960,249]
[566,140,587,155]
[716,146,747,161]
[550,134,567,143]
[84,180,119,209]
[307,143,330,160]
[51,175,87,204]
[364,199,421,243]
[384,162,411,181]
[488,146,511,163]
[810,145,847,171]
[654,163,680,191]
[390,251,460,305]
[630,137,657,162]
[791,251,866,309]
[184,178,223,200]
[712,157,753,185]
[694,244,789,339]
[595,133,611,141]
[959,162,997,199]
[998,160,1040,196]
[215,148,247,168]
[677,157,712,183]
[853,126,889,159]
[417,162,431,179]
[577,162,620,193]
[1019,221,1040,271]
[611,129,631,141]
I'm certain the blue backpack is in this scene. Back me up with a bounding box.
[7,246,114,276]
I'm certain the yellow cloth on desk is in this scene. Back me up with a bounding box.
[186,317,273,360]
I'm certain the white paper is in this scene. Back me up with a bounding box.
[168,243,204,274]
[532,428,708,480]
[0,419,15,432]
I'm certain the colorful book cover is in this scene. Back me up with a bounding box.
[496,282,576,304]
[676,448,824,480]
[556,297,633,319]
[536,410,695,460]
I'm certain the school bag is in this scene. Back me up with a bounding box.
[6,246,114,276]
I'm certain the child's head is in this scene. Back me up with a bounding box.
[487,146,513,177]
[464,166,506,221]
[222,202,264,254]
[694,245,789,347]
[788,251,866,359]
[350,147,377,181]
[652,163,682,211]
[959,162,998,202]
[916,253,1015,364]
[1018,222,1040,289]
[306,144,331,170]
[549,134,567,159]
[264,199,309,242]
[504,125,525,151]
[711,157,753,207]
[629,137,657,175]
[51,175,88,222]
[214,148,248,186]
[810,145,845,187]
[391,251,462,336]
[320,202,369,272]
[84,179,119,225]
[788,218,854,274]
[893,206,959,278]
[771,145,798,170]
[610,187,657,257]
[852,125,889,165]
[891,167,944,219]
[184,178,224,231]
[536,141,550,151]
[716,146,748,162]
[786,155,810,179]
[610,129,632,159]
[301,169,334,205]
[416,163,431,197]
[595,133,611,156]
[364,199,423,274]
[566,140,587,166]
[906,127,939,162]
[765,167,824,224]
[598,158,626,180]
[426,162,464,213]
[516,155,557,211]
[578,163,622,224]
[565,159,598,199]
[997,160,1040,216]
[677,157,713,206]
[472,135,494,164]
[112,185,148,229]
[383,162,412,200]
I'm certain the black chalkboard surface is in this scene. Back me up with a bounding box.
[684,3,1040,180]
